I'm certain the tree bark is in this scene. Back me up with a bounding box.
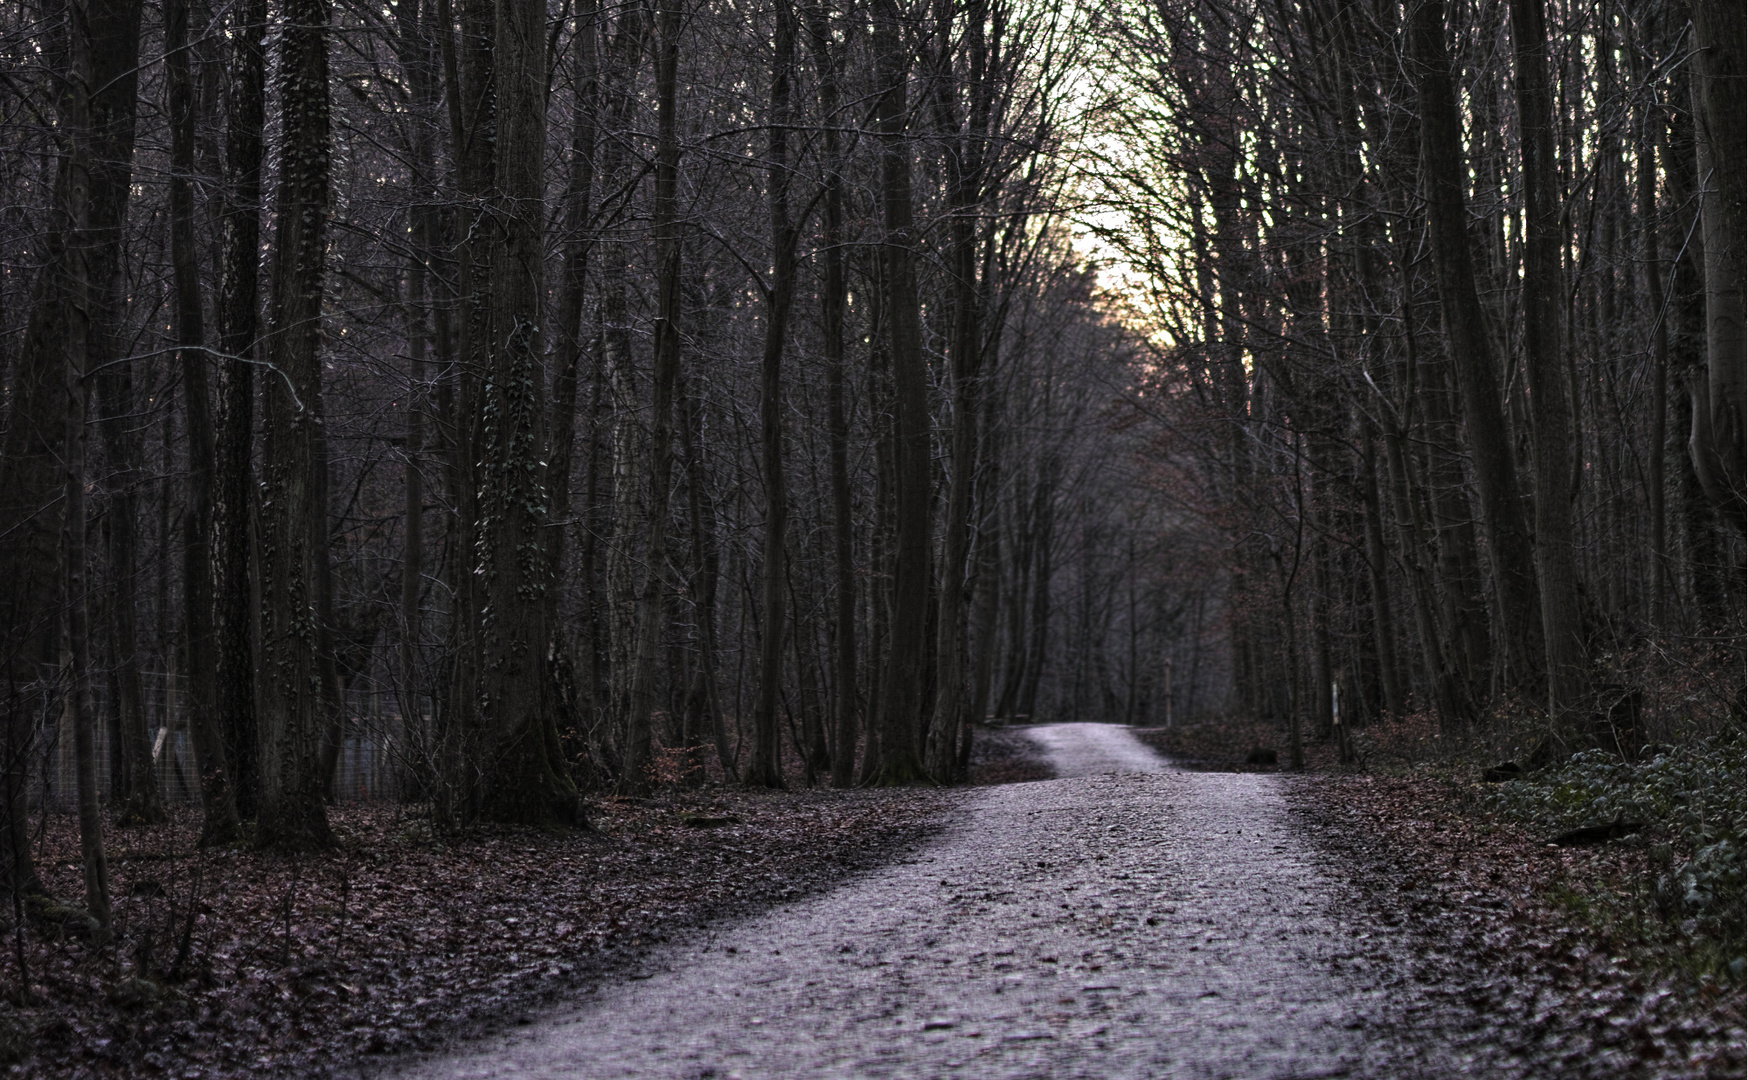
[57,0,112,930]
[680,380,735,780]
[86,0,160,826]
[1638,65,1670,630]
[869,0,931,784]
[256,0,334,849]
[215,0,266,824]
[544,0,599,623]
[1687,2,1746,515]
[750,0,799,789]
[804,5,859,788]
[167,0,243,845]
[926,0,989,784]
[437,0,494,823]
[1508,0,1587,732]
[1360,422,1405,715]
[472,0,581,826]
[618,0,685,795]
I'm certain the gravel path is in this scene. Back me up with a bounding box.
[389,724,1483,1079]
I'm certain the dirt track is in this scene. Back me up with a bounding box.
[385,723,1500,1079]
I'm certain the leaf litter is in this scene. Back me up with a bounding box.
[8,787,956,1079]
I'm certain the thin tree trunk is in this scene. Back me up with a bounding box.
[750,0,798,789]
[215,0,265,824]
[680,381,734,780]
[805,5,859,788]
[1360,422,1404,715]
[618,0,684,795]
[1509,0,1587,733]
[1017,458,1055,720]
[167,0,242,845]
[1383,300,1469,725]
[1639,67,1670,630]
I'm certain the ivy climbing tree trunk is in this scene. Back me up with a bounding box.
[255,0,334,850]
[471,0,582,826]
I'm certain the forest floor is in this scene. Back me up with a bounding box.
[9,786,960,1079]
[10,719,1743,1078]
[375,722,1745,1079]
[1132,717,1746,1077]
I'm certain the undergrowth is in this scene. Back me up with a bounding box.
[1481,733,1747,981]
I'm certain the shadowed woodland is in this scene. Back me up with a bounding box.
[0,0,1741,1069]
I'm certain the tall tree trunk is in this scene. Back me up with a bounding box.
[680,381,734,780]
[0,181,70,906]
[869,0,931,784]
[57,0,111,930]
[544,0,598,630]
[215,0,266,823]
[1017,457,1056,720]
[1687,2,1746,515]
[167,0,242,845]
[437,0,494,822]
[1508,0,1587,733]
[805,5,859,788]
[256,0,334,849]
[472,0,581,825]
[393,0,443,773]
[750,0,798,789]
[87,0,160,826]
[926,0,988,784]
[618,0,685,795]
[580,3,646,775]
[1408,0,1543,698]
[1639,64,1670,630]
[858,268,892,784]
[1384,286,1470,725]
[401,249,427,733]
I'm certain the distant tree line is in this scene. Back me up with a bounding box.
[1092,0,1744,765]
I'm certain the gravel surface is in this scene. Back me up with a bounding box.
[384,724,1502,1079]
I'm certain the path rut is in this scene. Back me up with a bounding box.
[387,724,1488,1079]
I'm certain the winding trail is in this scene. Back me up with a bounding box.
[391,724,1480,1079]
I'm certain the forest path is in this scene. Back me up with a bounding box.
[390,724,1474,1079]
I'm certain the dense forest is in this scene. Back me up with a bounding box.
[1084,0,1745,769]
[0,0,1741,950]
